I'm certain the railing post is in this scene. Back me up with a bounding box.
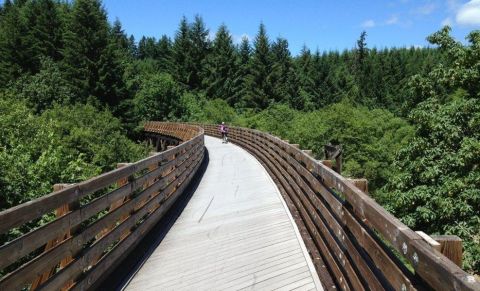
[348,178,369,194]
[324,144,343,174]
[431,235,463,267]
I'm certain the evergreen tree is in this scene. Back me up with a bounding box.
[269,37,298,107]
[22,0,64,69]
[231,36,251,109]
[172,16,191,87]
[156,35,173,73]
[244,23,272,109]
[62,0,125,106]
[111,18,130,52]
[188,15,210,90]
[0,2,31,86]
[203,24,239,104]
[138,36,157,59]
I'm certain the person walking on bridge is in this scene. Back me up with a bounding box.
[219,122,229,143]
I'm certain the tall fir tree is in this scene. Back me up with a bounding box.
[231,36,251,109]
[0,1,31,86]
[203,24,239,104]
[156,35,173,73]
[62,0,125,106]
[188,15,210,91]
[172,16,192,88]
[22,0,64,71]
[269,37,298,107]
[244,23,272,109]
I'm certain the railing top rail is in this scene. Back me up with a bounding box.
[0,123,203,235]
[198,123,480,291]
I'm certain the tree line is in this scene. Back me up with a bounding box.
[0,0,478,275]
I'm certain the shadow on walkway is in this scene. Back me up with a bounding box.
[98,149,210,290]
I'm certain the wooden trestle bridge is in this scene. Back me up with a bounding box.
[0,122,479,290]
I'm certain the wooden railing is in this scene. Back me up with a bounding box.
[0,122,204,290]
[199,124,480,291]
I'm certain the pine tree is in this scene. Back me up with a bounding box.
[0,2,31,86]
[188,15,210,90]
[231,36,251,109]
[203,24,239,104]
[138,36,157,59]
[244,23,272,109]
[61,0,126,106]
[269,37,298,106]
[22,0,64,71]
[172,16,191,87]
[111,18,130,52]
[156,35,173,73]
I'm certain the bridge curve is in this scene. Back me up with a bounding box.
[0,122,479,291]
[125,135,322,290]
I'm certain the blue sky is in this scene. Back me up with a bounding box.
[79,1,480,54]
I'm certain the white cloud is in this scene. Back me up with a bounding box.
[361,19,376,28]
[386,15,399,25]
[456,0,480,26]
[441,17,453,26]
[414,3,437,15]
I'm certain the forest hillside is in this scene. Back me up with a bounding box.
[0,0,479,274]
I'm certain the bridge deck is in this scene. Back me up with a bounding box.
[124,136,323,290]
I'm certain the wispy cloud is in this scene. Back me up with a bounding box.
[441,17,453,26]
[232,33,251,44]
[361,19,376,28]
[456,0,480,26]
[386,15,399,25]
[414,3,437,15]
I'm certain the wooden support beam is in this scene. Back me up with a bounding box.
[431,235,463,267]
[348,178,368,194]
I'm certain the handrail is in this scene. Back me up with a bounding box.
[198,123,480,291]
[0,122,205,290]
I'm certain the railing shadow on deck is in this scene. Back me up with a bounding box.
[98,149,210,290]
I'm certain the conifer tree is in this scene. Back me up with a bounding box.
[62,0,126,106]
[244,23,272,109]
[269,37,298,106]
[156,35,173,73]
[0,2,31,86]
[203,24,239,104]
[23,0,64,67]
[231,36,251,108]
[172,16,192,87]
[188,15,210,90]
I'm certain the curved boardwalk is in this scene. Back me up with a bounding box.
[124,136,323,290]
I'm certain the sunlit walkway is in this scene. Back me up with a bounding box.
[124,136,322,290]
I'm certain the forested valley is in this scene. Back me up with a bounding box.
[0,0,479,274]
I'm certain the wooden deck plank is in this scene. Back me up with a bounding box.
[124,136,323,290]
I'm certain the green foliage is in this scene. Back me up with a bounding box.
[133,73,183,121]
[382,27,480,273]
[240,102,413,191]
[8,57,73,112]
[0,98,147,211]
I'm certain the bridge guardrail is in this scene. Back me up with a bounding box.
[0,122,204,290]
[199,123,480,291]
